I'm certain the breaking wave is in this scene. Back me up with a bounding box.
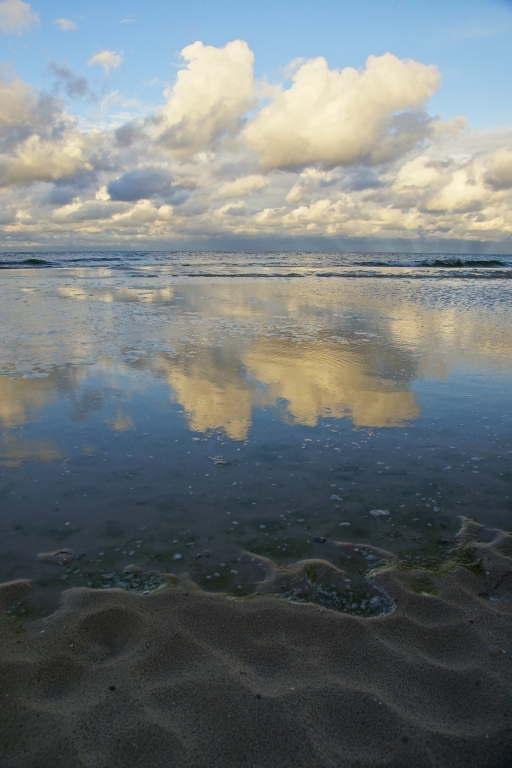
[0,250,510,278]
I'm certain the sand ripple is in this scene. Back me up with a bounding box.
[0,522,511,767]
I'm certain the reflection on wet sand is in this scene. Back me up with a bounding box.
[0,436,62,467]
[0,375,55,429]
[2,277,512,451]
[105,410,135,432]
[57,286,176,304]
[245,339,419,428]
[156,349,254,440]
[0,317,421,444]
[149,332,419,439]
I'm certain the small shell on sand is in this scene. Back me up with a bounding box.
[370,509,390,517]
[37,549,74,565]
[123,564,142,575]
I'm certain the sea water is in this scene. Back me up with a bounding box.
[0,252,511,610]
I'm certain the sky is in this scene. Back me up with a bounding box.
[1,0,512,252]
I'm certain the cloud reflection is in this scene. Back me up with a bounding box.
[245,339,419,428]
[148,332,419,439]
[0,374,55,428]
[156,349,253,440]
[0,436,62,466]
[4,277,511,453]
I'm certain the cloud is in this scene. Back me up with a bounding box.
[0,135,90,188]
[347,169,385,192]
[0,70,75,154]
[1,41,512,248]
[51,199,126,223]
[114,120,146,147]
[244,53,442,170]
[216,201,248,217]
[0,70,38,133]
[55,17,77,32]
[46,185,80,206]
[388,155,492,215]
[0,0,38,34]
[215,174,268,199]
[424,168,488,213]
[285,168,342,203]
[484,149,512,190]
[48,62,94,101]
[156,39,255,158]
[88,50,124,74]
[0,71,93,188]
[108,167,176,202]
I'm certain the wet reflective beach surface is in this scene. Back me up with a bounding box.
[1,265,511,613]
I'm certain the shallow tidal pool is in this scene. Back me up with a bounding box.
[0,269,511,613]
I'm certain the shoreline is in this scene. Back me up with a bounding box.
[1,522,511,768]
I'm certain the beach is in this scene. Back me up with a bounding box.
[1,520,511,767]
[2,1,512,761]
[0,258,511,765]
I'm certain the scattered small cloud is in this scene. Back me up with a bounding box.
[0,0,38,34]
[88,50,124,74]
[55,18,77,32]
[120,15,134,24]
[282,57,305,80]
[215,175,268,199]
[48,62,95,101]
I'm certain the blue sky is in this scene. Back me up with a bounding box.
[6,0,512,126]
[1,0,512,250]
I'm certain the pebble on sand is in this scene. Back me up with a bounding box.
[37,549,74,565]
[370,509,390,518]
[123,564,142,575]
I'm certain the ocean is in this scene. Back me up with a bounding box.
[0,249,511,277]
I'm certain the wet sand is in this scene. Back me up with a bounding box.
[1,522,511,768]
[2,274,512,598]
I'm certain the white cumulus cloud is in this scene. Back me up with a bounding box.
[0,71,95,189]
[0,70,37,128]
[156,39,255,158]
[55,18,77,32]
[244,53,442,170]
[1,41,512,249]
[88,50,124,74]
[484,148,512,190]
[0,0,38,34]
[215,175,268,199]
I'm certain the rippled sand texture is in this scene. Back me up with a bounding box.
[1,525,511,768]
